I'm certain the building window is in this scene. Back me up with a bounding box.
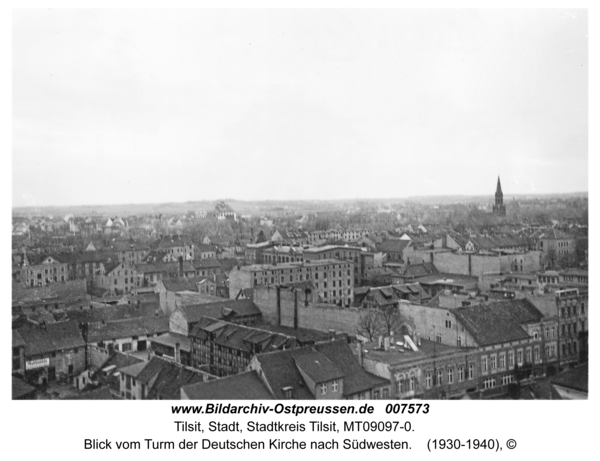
[526,348,532,364]
[397,378,404,394]
[436,333,442,343]
[447,368,454,384]
[499,353,506,369]
[501,375,514,386]
[468,363,474,380]
[456,336,462,347]
[517,349,523,365]
[483,378,496,389]
[425,373,432,389]
[481,356,488,373]
[534,346,540,362]
[409,376,415,391]
[320,383,327,395]
[331,380,338,392]
[436,370,443,386]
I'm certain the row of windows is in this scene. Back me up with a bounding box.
[372,388,389,399]
[481,347,542,375]
[561,341,579,357]
[560,304,586,317]
[400,364,476,392]
[561,321,585,336]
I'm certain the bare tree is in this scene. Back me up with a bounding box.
[356,310,380,342]
[377,305,403,336]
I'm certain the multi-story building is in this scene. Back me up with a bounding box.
[13,321,86,385]
[249,339,389,400]
[117,356,209,400]
[150,235,195,260]
[554,288,588,369]
[244,241,275,264]
[261,245,304,264]
[535,229,576,267]
[303,245,363,284]
[360,336,480,399]
[189,317,298,377]
[398,299,551,396]
[14,254,69,287]
[271,229,309,246]
[94,262,144,295]
[109,239,150,266]
[229,259,354,306]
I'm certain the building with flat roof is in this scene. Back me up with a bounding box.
[229,259,354,306]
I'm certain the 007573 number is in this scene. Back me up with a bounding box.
[385,403,429,414]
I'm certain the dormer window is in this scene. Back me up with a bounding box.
[320,383,327,395]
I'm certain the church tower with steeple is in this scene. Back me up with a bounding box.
[493,176,506,217]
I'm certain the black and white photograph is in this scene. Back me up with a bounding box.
[11,6,588,409]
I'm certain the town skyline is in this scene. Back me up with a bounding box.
[11,189,589,212]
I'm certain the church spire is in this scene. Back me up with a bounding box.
[493,176,506,217]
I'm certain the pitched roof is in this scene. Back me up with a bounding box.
[86,317,169,343]
[150,332,192,352]
[294,351,344,383]
[190,317,296,354]
[64,301,161,324]
[16,320,85,356]
[453,299,543,346]
[182,371,273,400]
[150,235,193,249]
[160,277,201,292]
[403,262,438,278]
[255,340,388,399]
[109,240,150,252]
[12,280,88,306]
[148,364,206,400]
[539,229,573,240]
[71,386,114,400]
[552,364,588,392]
[120,356,207,399]
[12,377,37,399]
[191,258,221,270]
[45,320,86,349]
[253,349,315,400]
[180,299,261,324]
[314,340,389,395]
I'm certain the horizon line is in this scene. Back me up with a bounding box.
[12,191,589,211]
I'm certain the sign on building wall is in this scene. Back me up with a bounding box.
[26,358,50,370]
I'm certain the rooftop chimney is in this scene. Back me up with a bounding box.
[356,342,363,367]
[175,342,181,363]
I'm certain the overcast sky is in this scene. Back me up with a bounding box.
[12,9,587,207]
